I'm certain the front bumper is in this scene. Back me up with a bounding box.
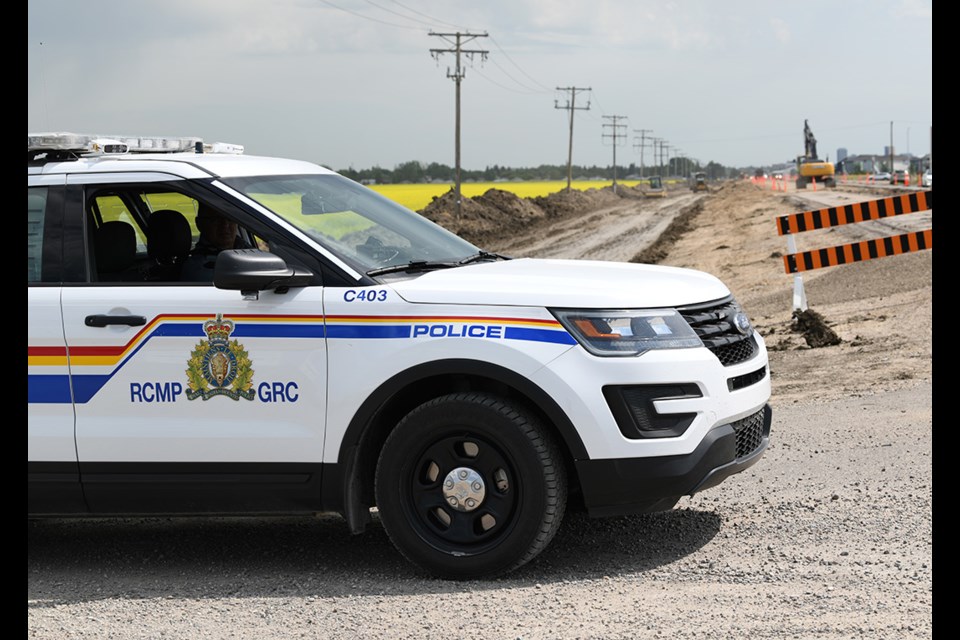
[575,404,772,517]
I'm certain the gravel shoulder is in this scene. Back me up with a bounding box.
[27,181,934,639]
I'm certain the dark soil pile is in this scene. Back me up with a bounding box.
[529,185,624,218]
[419,185,629,247]
[791,308,842,348]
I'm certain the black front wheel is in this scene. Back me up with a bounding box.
[374,392,567,579]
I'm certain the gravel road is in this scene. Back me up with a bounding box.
[28,181,933,639]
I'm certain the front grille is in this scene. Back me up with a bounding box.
[732,408,767,458]
[678,296,758,366]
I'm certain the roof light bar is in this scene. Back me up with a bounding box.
[27,132,243,156]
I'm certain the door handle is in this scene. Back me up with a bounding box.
[84,314,147,327]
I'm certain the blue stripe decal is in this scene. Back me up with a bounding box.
[327,325,412,339]
[154,323,327,339]
[231,324,327,338]
[151,324,203,337]
[28,322,572,406]
[72,375,113,404]
[504,327,577,345]
[28,375,73,404]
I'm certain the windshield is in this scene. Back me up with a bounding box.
[221,174,481,274]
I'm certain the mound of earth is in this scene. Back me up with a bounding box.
[418,185,629,247]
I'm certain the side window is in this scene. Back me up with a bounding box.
[87,194,147,283]
[83,185,264,285]
[141,192,203,246]
[27,188,47,283]
[93,195,148,254]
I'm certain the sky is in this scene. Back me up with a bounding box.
[27,0,932,172]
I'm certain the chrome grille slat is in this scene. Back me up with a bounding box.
[678,296,758,366]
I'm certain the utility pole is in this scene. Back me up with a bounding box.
[554,87,591,190]
[633,129,652,178]
[602,115,627,193]
[649,138,661,178]
[889,121,894,172]
[429,31,488,223]
[656,139,667,177]
[662,143,671,177]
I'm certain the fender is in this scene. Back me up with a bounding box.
[325,358,588,533]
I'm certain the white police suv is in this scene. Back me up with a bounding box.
[28,133,772,579]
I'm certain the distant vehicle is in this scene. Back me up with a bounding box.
[890,169,909,185]
[772,172,783,180]
[870,172,891,182]
[689,172,709,192]
[644,175,667,198]
[921,169,932,188]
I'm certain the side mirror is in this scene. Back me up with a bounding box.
[213,249,314,291]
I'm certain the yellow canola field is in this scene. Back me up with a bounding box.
[369,180,642,212]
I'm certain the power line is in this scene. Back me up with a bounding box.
[316,0,426,30]
[487,35,554,93]
[472,64,546,94]
[362,0,438,27]
[386,0,470,30]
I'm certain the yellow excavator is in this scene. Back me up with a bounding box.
[796,119,835,189]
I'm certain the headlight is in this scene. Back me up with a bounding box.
[551,308,703,357]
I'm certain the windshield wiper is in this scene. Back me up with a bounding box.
[366,252,508,277]
[366,260,458,277]
[457,251,510,265]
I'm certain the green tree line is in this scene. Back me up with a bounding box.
[334,158,755,184]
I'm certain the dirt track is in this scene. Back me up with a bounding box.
[27,180,933,639]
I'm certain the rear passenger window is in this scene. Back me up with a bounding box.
[27,189,47,283]
[94,195,148,254]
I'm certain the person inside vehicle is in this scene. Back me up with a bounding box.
[181,204,250,281]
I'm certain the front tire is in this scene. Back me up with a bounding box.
[374,392,567,579]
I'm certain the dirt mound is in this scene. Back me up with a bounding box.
[531,186,622,218]
[474,188,546,225]
[419,185,628,247]
[791,308,842,348]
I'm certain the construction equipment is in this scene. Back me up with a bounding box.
[689,171,708,192]
[795,119,835,189]
[643,175,667,198]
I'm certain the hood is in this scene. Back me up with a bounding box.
[389,258,730,308]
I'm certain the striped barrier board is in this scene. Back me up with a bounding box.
[783,228,932,274]
[776,191,932,236]
[777,191,932,274]
[776,191,932,310]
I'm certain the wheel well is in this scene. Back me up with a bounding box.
[339,366,586,533]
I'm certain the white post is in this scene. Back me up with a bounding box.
[786,234,807,311]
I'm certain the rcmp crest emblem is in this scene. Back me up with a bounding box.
[186,313,255,401]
